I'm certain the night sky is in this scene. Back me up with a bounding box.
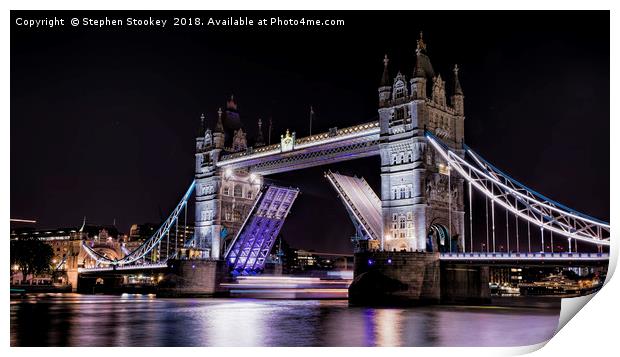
[11,11,609,253]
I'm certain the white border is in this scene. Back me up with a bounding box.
[3,2,617,356]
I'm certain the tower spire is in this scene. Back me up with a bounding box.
[255,118,265,147]
[416,31,426,54]
[215,107,224,133]
[380,54,390,87]
[452,64,463,95]
[200,113,206,134]
[378,54,392,106]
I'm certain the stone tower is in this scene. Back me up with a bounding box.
[194,99,262,260]
[378,33,466,253]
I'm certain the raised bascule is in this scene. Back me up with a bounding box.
[77,33,610,304]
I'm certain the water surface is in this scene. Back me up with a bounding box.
[10,293,559,347]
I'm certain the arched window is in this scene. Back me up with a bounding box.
[233,184,243,198]
[399,216,406,229]
[223,186,230,196]
[400,186,406,199]
[246,190,253,199]
[394,82,405,99]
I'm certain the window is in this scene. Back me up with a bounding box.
[233,184,243,198]
[395,86,405,99]
[400,186,406,199]
[399,216,406,229]
[223,186,230,196]
[392,214,398,221]
[233,211,241,221]
[395,107,404,120]
[246,191,253,199]
[407,212,412,221]
[201,210,207,221]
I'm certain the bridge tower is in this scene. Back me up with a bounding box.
[194,99,262,259]
[378,33,466,253]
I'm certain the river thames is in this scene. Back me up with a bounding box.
[10,293,560,347]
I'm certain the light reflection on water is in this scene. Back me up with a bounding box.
[10,293,559,347]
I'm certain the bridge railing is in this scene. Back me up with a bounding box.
[78,263,169,273]
[439,252,609,260]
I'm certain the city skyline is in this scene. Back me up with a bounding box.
[11,11,609,253]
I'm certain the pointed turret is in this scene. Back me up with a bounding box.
[213,108,225,149]
[380,54,390,86]
[411,31,433,99]
[214,108,224,133]
[451,64,464,115]
[378,54,392,106]
[196,113,206,153]
[255,118,265,147]
[452,64,463,96]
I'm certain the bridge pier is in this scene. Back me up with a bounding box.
[349,251,441,306]
[349,251,490,306]
[157,259,231,297]
[440,263,490,304]
[77,275,124,294]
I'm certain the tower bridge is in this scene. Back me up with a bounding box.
[74,33,609,304]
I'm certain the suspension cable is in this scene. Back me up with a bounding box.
[425,134,609,246]
[448,170,452,252]
[505,208,509,253]
[527,221,531,253]
[469,181,473,254]
[491,199,496,253]
[515,196,519,253]
[485,197,489,253]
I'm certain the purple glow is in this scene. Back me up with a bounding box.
[192,264,196,269]
[368,259,373,265]
[387,258,392,264]
[226,186,299,274]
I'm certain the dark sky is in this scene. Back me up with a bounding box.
[11,11,609,253]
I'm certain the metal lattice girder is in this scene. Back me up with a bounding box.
[426,131,610,246]
[325,170,382,242]
[216,122,381,175]
[225,185,299,274]
[81,180,196,266]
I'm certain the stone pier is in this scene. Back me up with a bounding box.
[349,251,490,306]
[349,251,441,306]
[157,259,231,297]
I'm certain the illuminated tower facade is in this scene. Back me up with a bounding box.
[378,33,466,253]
